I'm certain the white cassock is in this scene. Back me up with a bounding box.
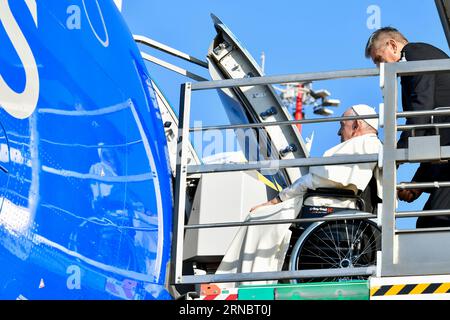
[215,133,382,287]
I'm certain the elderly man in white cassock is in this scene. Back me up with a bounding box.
[215,104,382,287]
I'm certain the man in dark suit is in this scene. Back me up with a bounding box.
[365,27,450,228]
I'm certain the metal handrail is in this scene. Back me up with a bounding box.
[188,109,450,133]
[190,67,379,90]
[397,181,450,189]
[182,266,376,284]
[380,58,450,277]
[398,123,450,131]
[185,212,377,230]
[396,209,450,218]
[189,114,379,131]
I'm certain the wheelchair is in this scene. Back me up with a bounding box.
[285,178,381,284]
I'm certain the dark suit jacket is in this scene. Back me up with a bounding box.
[399,42,450,148]
[398,43,450,223]
[399,42,450,184]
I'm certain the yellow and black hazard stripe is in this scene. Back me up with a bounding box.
[371,282,450,297]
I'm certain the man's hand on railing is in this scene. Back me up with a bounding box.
[398,185,423,203]
[250,197,282,213]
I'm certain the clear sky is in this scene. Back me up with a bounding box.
[121,0,449,229]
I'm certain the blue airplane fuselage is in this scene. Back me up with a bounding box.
[0,0,173,299]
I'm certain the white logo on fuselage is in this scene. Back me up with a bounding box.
[0,0,39,119]
[0,1,111,120]
[67,1,110,48]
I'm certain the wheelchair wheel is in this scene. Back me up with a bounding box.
[288,217,381,283]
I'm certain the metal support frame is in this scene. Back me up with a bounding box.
[381,58,450,277]
[191,67,379,91]
[187,109,450,132]
[172,58,450,285]
[397,181,450,189]
[189,113,379,131]
[170,83,192,285]
[187,154,379,174]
